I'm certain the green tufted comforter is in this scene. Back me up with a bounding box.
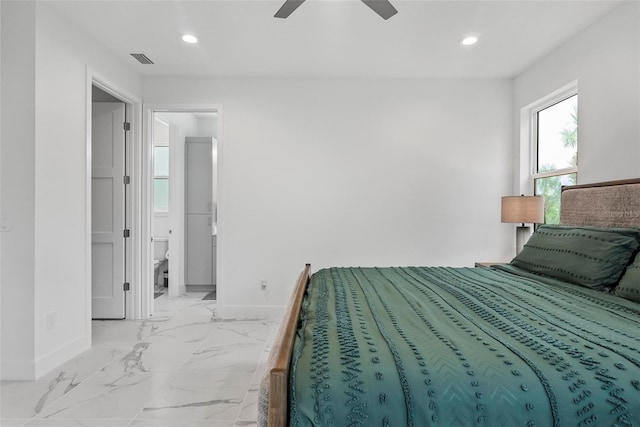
[289,266,640,426]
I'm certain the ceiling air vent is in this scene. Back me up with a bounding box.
[130,53,154,65]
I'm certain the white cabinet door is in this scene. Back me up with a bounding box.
[186,214,213,285]
[91,102,126,319]
[185,138,213,286]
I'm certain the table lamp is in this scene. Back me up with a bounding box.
[501,195,545,254]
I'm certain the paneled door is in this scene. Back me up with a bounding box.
[91,102,126,319]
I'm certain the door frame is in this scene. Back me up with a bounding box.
[86,69,143,322]
[142,104,223,317]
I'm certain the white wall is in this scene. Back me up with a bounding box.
[143,77,514,316]
[198,116,218,140]
[0,0,2,381]
[1,2,142,379]
[514,1,640,190]
[1,0,37,380]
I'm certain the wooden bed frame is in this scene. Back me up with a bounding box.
[263,178,640,427]
[265,263,311,426]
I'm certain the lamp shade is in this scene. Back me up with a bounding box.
[501,196,545,224]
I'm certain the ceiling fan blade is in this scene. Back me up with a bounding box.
[274,0,305,18]
[361,0,398,20]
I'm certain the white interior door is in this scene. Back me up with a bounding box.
[92,102,126,319]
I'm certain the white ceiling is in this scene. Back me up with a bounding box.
[48,0,622,79]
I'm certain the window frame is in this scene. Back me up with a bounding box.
[531,91,578,183]
[519,81,578,225]
[153,119,170,214]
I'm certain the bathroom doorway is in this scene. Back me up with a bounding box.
[149,110,218,307]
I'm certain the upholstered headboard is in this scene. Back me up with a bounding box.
[560,178,640,228]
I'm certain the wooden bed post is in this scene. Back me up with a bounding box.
[267,264,311,427]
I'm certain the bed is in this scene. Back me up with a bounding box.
[260,178,640,426]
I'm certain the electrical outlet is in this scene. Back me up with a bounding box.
[46,311,57,330]
[261,280,268,290]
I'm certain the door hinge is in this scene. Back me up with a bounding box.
[123,122,131,131]
[123,282,130,291]
[124,229,130,238]
[123,175,130,185]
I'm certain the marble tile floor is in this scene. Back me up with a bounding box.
[1,293,281,427]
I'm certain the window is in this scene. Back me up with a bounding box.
[532,93,578,224]
[153,117,170,212]
[154,146,169,211]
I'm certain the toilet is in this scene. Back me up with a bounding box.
[155,250,169,288]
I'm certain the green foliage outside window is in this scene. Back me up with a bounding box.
[535,172,577,224]
[534,96,577,224]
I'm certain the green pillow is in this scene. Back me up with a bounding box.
[510,224,640,290]
[616,252,640,303]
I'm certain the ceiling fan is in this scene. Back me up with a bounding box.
[275,0,398,20]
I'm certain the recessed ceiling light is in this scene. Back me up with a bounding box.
[182,34,198,44]
[461,36,479,46]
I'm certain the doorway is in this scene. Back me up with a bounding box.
[149,110,218,309]
[90,85,130,319]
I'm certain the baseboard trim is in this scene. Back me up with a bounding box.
[34,334,90,379]
[1,333,91,381]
